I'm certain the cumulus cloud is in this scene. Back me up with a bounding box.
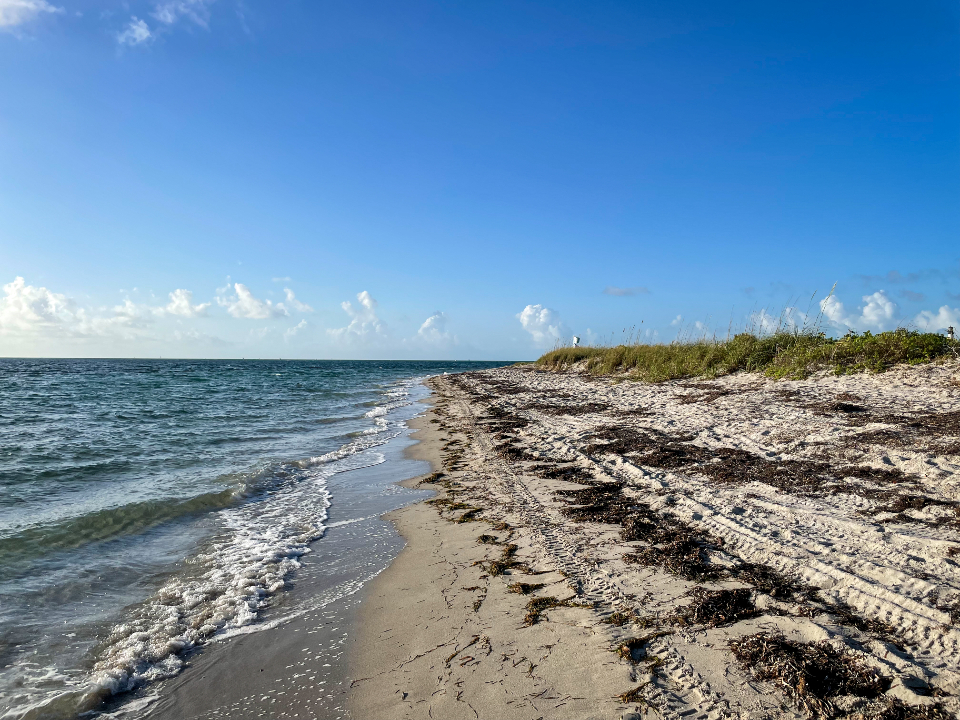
[670,315,683,326]
[283,288,313,313]
[860,291,897,328]
[328,291,387,343]
[283,319,307,341]
[165,289,210,317]
[117,16,152,45]
[0,0,61,29]
[603,286,650,297]
[819,295,848,326]
[216,283,288,319]
[517,304,566,346]
[417,312,453,345]
[820,290,898,331]
[0,277,166,342]
[914,306,960,333]
[0,276,75,333]
[111,298,156,323]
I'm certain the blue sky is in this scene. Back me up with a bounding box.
[1,0,958,359]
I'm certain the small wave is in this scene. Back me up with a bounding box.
[0,489,242,564]
[312,415,363,425]
[2,374,426,718]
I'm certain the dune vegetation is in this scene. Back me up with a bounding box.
[536,329,958,381]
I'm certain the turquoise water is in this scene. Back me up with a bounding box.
[0,359,506,718]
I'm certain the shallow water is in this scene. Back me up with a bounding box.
[0,359,505,718]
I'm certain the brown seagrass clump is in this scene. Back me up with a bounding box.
[729,632,889,717]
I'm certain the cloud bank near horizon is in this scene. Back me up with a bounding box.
[2,275,958,358]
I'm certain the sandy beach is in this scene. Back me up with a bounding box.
[348,363,960,719]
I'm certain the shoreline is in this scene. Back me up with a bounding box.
[347,364,960,719]
[347,384,632,719]
[137,406,434,720]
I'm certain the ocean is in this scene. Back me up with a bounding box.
[0,359,507,718]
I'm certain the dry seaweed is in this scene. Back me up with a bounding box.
[928,590,960,625]
[486,543,526,576]
[496,441,541,463]
[555,481,632,525]
[603,610,637,626]
[612,407,652,418]
[528,463,597,484]
[582,424,916,499]
[668,587,758,627]
[483,409,530,433]
[617,682,657,712]
[676,383,731,404]
[729,562,811,599]
[850,697,954,720]
[508,582,545,595]
[729,632,890,717]
[624,534,726,582]
[417,471,446,485]
[523,596,591,625]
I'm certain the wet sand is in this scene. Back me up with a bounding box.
[137,430,431,720]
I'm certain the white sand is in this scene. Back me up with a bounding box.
[349,363,960,719]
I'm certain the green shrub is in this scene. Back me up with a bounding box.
[537,329,956,381]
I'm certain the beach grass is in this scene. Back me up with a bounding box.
[537,329,957,381]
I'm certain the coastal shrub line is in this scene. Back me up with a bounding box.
[537,329,957,381]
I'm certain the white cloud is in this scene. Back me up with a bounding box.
[216,283,287,319]
[750,307,806,335]
[283,320,307,341]
[0,276,76,333]
[820,295,848,326]
[517,304,566,346]
[670,315,683,326]
[0,0,61,29]
[152,0,214,27]
[0,277,165,342]
[112,298,156,323]
[860,291,897,329]
[283,288,313,313]
[914,306,960,332]
[328,291,387,343]
[117,16,152,45]
[819,290,898,331]
[165,288,210,317]
[417,312,453,345]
